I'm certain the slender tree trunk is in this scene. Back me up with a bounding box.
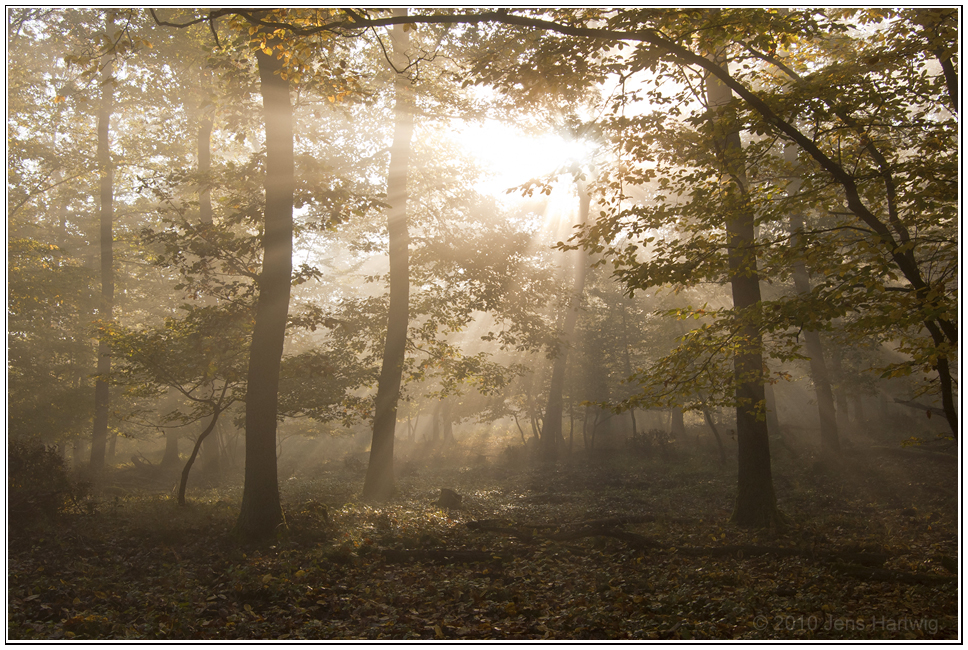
[161,430,180,467]
[179,406,224,506]
[513,413,528,444]
[90,15,116,475]
[852,394,867,435]
[706,48,782,528]
[763,381,781,440]
[234,44,293,541]
[785,143,840,454]
[431,400,442,444]
[702,406,727,465]
[442,398,455,445]
[106,432,117,466]
[541,181,591,463]
[364,10,413,501]
[196,101,221,480]
[620,303,639,438]
[829,345,850,436]
[198,110,213,225]
[671,409,685,440]
[568,401,575,455]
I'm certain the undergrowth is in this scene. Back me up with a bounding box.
[7,439,958,640]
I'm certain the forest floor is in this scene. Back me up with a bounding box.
[7,434,960,641]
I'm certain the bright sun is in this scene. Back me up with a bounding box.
[456,119,597,197]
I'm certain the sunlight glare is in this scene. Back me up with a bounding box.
[456,120,596,197]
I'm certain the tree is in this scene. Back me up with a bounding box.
[540,179,590,462]
[89,10,118,474]
[98,305,246,505]
[363,10,414,502]
[783,142,839,456]
[703,46,780,527]
[233,37,295,540]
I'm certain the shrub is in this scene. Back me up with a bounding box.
[8,441,81,523]
[627,428,675,456]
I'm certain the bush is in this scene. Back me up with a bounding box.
[627,428,675,457]
[8,441,81,523]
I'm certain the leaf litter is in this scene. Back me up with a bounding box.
[7,444,958,640]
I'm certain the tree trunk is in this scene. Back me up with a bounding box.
[784,143,840,455]
[363,10,413,502]
[852,394,867,435]
[106,431,117,466]
[763,381,782,440]
[441,398,455,445]
[431,400,442,444]
[568,401,575,455]
[513,413,527,444]
[829,344,850,436]
[671,409,685,440]
[705,47,782,528]
[234,44,293,541]
[541,180,591,463]
[90,14,116,475]
[196,105,221,481]
[178,407,223,506]
[702,406,727,465]
[198,110,213,225]
[161,429,180,467]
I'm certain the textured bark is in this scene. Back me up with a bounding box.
[363,10,413,501]
[705,49,782,528]
[90,14,116,474]
[234,45,293,541]
[541,182,591,463]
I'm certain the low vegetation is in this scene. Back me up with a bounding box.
[8,434,957,640]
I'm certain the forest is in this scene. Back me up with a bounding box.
[6,8,959,641]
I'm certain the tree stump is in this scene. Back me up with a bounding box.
[435,488,462,510]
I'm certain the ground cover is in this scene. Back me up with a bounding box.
[7,439,959,640]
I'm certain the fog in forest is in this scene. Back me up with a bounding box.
[8,8,958,641]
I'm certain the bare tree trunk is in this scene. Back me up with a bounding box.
[442,398,455,445]
[784,143,840,455]
[671,409,685,440]
[431,400,442,444]
[179,406,224,506]
[702,406,727,465]
[198,110,213,225]
[363,10,413,502]
[706,45,782,528]
[541,181,590,463]
[512,413,528,444]
[161,430,180,467]
[90,12,116,475]
[234,43,293,541]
